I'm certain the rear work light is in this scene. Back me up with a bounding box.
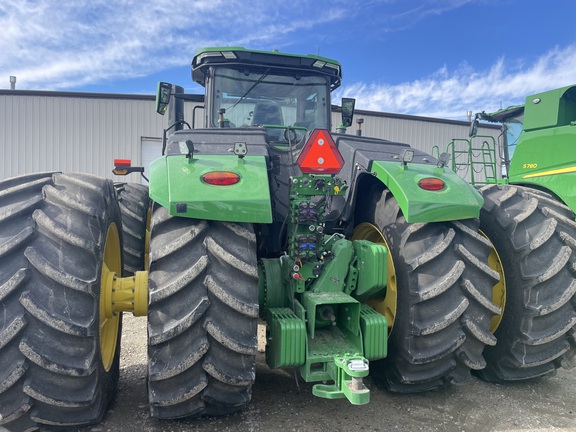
[418,177,445,191]
[297,129,344,174]
[201,171,240,186]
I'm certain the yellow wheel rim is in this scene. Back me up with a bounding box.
[352,222,398,332]
[100,222,122,372]
[480,230,506,333]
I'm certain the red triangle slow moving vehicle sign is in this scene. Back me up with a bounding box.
[297,129,344,174]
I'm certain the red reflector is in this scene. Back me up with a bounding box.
[202,171,240,186]
[114,159,131,167]
[297,129,344,174]
[418,177,445,191]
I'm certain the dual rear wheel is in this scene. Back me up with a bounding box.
[354,184,576,392]
[0,176,258,428]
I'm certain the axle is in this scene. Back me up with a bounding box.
[102,270,148,318]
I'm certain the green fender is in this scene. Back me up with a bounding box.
[370,161,483,223]
[149,154,273,223]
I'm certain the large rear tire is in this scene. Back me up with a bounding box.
[0,173,122,429]
[356,187,500,392]
[116,183,150,275]
[477,184,576,382]
[147,205,258,419]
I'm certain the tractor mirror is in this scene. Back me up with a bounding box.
[341,98,356,128]
[469,114,479,137]
[156,82,172,115]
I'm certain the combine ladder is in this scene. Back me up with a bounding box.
[434,136,498,186]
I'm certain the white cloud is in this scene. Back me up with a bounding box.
[336,44,576,119]
[1,0,476,91]
[2,0,575,123]
[367,0,474,33]
[0,0,348,90]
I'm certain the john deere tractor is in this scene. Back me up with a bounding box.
[2,47,513,429]
[446,85,576,383]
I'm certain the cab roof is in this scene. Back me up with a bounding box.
[192,46,342,91]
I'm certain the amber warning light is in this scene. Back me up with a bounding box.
[297,129,344,174]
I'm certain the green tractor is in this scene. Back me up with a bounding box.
[445,85,576,382]
[0,46,529,429]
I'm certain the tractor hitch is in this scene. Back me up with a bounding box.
[313,354,370,405]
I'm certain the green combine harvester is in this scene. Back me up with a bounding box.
[0,47,574,430]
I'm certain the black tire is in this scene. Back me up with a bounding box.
[0,173,123,429]
[361,187,500,392]
[147,205,258,419]
[476,184,576,382]
[116,183,150,275]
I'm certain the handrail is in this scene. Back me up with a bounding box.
[444,135,498,185]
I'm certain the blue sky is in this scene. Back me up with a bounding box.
[2,0,576,119]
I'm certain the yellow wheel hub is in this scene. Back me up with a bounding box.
[100,223,122,372]
[352,223,398,332]
[100,222,149,371]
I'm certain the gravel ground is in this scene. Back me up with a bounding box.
[70,314,576,432]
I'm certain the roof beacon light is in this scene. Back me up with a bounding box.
[297,129,344,174]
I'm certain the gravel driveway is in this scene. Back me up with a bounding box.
[66,314,576,432]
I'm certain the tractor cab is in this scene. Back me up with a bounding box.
[191,47,342,142]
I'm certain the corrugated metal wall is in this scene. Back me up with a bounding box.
[1,90,500,183]
[0,92,183,183]
[331,110,499,157]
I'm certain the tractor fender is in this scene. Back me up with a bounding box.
[149,154,273,223]
[370,160,483,223]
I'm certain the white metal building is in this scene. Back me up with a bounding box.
[0,89,500,184]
